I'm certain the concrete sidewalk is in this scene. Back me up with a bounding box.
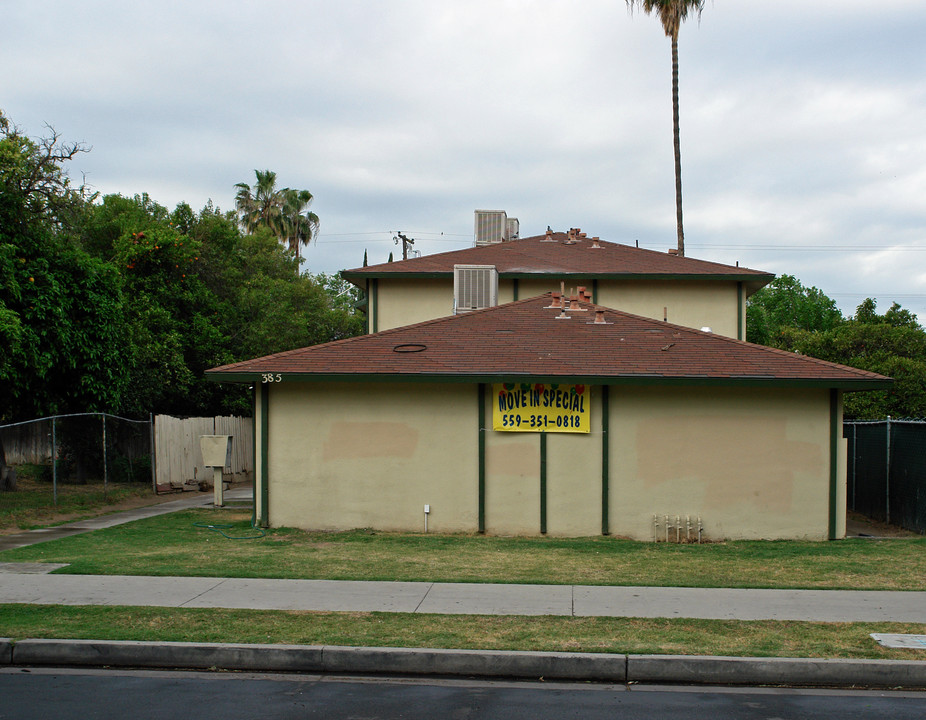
[3,573,926,623]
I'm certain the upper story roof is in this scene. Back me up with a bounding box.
[341,230,774,295]
[207,294,888,390]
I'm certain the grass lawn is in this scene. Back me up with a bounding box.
[0,604,923,660]
[3,505,926,660]
[2,507,925,591]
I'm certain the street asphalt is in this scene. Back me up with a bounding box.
[1,486,924,687]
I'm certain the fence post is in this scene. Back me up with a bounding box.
[102,414,108,496]
[149,413,157,493]
[51,417,57,506]
[852,423,858,510]
[885,416,891,525]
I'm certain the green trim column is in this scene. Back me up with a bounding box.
[737,282,744,340]
[259,383,270,528]
[601,385,610,535]
[539,432,547,534]
[512,279,519,301]
[478,383,486,534]
[828,389,839,540]
[371,279,379,333]
[592,280,599,305]
[365,280,371,334]
[250,385,257,527]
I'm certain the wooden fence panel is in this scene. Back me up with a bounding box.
[154,415,253,492]
[0,420,53,464]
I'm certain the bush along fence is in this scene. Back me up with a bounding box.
[0,413,154,503]
[1,414,253,501]
[845,418,926,534]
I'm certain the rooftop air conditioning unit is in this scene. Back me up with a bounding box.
[474,210,518,246]
[454,265,498,314]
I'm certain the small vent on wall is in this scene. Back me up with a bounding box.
[454,265,498,313]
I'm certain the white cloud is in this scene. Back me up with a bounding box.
[2,0,925,320]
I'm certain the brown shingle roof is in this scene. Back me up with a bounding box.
[341,232,773,294]
[207,295,889,390]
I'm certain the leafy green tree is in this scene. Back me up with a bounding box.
[0,111,130,468]
[778,299,926,419]
[746,274,844,345]
[0,112,128,420]
[625,0,706,257]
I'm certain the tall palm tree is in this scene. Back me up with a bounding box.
[626,0,705,257]
[281,188,320,265]
[234,170,286,237]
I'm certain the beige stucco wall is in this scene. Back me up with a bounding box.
[375,279,454,331]
[544,391,603,536]
[261,381,841,540]
[265,382,478,532]
[607,386,834,541]
[372,277,742,337]
[595,280,740,338]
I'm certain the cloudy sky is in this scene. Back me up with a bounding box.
[4,0,925,320]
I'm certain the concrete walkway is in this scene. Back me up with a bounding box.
[0,488,250,552]
[3,574,926,623]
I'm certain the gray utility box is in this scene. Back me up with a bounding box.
[200,435,232,468]
[199,435,232,506]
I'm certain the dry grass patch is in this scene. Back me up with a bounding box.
[2,605,925,660]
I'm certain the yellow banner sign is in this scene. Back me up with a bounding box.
[492,383,590,433]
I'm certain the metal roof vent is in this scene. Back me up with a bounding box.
[474,210,518,246]
[454,265,498,313]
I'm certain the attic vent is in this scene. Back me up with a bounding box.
[454,265,498,314]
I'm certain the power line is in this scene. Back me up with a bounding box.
[689,244,926,252]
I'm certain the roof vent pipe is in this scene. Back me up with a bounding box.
[542,227,557,242]
[545,291,564,309]
[590,237,602,249]
[567,294,587,312]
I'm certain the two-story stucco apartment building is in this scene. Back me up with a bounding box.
[208,224,890,540]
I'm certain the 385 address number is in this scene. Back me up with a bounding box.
[261,373,282,383]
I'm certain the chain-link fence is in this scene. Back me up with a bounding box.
[0,413,153,505]
[845,418,926,534]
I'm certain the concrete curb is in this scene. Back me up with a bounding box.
[628,654,926,688]
[5,639,926,688]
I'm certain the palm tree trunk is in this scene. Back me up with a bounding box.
[671,31,685,257]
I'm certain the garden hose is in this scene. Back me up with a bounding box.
[193,521,265,540]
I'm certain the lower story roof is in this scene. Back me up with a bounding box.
[206,294,891,390]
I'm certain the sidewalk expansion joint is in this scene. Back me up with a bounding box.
[177,578,229,607]
[413,583,435,613]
